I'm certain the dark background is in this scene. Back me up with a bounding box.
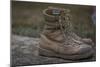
[11,1,96,43]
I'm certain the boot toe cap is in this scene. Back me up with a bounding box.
[79,44,93,55]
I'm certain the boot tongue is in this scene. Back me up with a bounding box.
[46,7,64,16]
[51,8,61,16]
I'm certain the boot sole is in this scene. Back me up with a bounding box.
[39,48,94,60]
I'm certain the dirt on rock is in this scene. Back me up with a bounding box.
[11,35,95,67]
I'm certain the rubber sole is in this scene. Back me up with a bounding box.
[39,47,94,60]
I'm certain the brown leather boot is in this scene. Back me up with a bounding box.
[39,7,94,60]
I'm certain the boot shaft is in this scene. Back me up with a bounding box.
[42,7,72,33]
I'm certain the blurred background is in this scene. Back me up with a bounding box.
[11,1,96,43]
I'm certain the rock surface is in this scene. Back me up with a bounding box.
[11,35,95,67]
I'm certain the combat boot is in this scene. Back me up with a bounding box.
[39,7,94,60]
